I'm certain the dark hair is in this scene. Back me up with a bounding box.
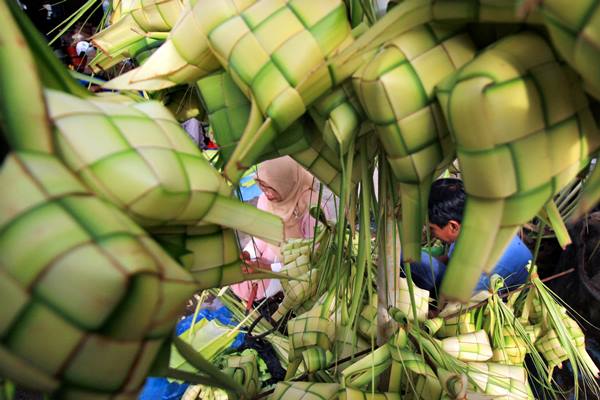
[428,178,465,227]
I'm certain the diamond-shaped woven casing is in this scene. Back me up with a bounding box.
[491,326,527,365]
[535,316,586,371]
[437,305,477,338]
[46,90,283,244]
[287,307,335,361]
[541,0,600,100]
[270,381,340,400]
[341,345,391,389]
[274,270,319,322]
[196,70,311,165]
[151,224,271,290]
[353,23,475,261]
[440,330,493,362]
[309,82,365,155]
[92,0,184,58]
[0,152,196,398]
[466,362,531,400]
[198,0,354,182]
[394,277,430,321]
[46,89,230,226]
[339,388,401,400]
[203,0,352,131]
[119,0,222,87]
[388,346,442,399]
[436,32,600,301]
[357,300,377,341]
[222,352,260,399]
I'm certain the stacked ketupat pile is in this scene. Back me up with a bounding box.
[4,0,600,398]
[436,32,600,302]
[0,0,284,398]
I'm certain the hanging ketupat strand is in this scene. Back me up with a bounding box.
[2,0,600,399]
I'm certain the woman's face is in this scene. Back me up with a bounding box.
[256,179,283,202]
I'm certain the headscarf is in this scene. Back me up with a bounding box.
[256,156,316,239]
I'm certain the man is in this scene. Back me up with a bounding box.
[409,178,532,295]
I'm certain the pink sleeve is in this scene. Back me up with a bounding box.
[300,193,337,239]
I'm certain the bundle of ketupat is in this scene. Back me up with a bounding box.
[436,32,600,301]
[0,152,197,398]
[353,22,475,261]
[515,265,600,386]
[92,0,184,61]
[6,0,600,398]
[222,352,261,399]
[286,297,336,378]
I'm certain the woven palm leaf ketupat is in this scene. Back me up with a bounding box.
[92,0,184,61]
[537,0,600,100]
[439,330,493,363]
[357,298,378,340]
[0,0,53,154]
[393,277,430,321]
[205,0,354,183]
[270,381,340,400]
[309,81,365,155]
[196,70,312,166]
[152,226,285,290]
[272,269,320,321]
[341,345,392,389]
[222,352,260,399]
[44,89,284,245]
[388,345,442,399]
[353,23,475,261]
[339,389,401,400]
[436,32,600,302]
[90,37,164,74]
[0,152,197,398]
[466,362,532,400]
[285,298,338,378]
[112,0,223,88]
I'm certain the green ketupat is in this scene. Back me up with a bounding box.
[152,226,285,290]
[309,82,365,155]
[438,330,493,363]
[388,345,442,399]
[353,23,475,261]
[44,89,284,245]
[339,388,401,400]
[436,32,600,301]
[269,381,340,400]
[205,0,354,183]
[537,0,600,100]
[0,0,53,154]
[222,352,260,399]
[92,0,184,61]
[466,362,532,400]
[0,152,197,398]
[195,69,311,166]
[341,345,392,389]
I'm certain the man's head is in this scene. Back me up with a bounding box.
[428,178,465,243]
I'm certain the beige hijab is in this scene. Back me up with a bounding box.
[256,156,315,239]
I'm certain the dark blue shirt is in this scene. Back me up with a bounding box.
[409,235,532,294]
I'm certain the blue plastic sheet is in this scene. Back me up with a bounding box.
[139,306,244,399]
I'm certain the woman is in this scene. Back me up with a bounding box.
[231,156,333,306]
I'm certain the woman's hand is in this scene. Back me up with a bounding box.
[240,251,272,273]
